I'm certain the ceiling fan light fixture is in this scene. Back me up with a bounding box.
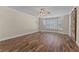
[39,8,50,16]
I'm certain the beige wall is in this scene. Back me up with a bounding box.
[63,15,69,34]
[76,7,79,46]
[0,7,39,41]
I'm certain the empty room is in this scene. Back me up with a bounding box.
[0,6,79,52]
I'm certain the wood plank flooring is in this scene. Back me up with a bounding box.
[0,32,79,52]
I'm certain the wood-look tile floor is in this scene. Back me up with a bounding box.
[0,32,79,52]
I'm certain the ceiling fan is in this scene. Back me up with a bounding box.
[39,8,50,16]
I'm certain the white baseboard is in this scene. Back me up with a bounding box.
[0,30,38,41]
[40,30,68,35]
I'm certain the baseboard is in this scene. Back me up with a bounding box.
[40,30,68,35]
[0,30,38,41]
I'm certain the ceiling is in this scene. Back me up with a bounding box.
[8,6,73,17]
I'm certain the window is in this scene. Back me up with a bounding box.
[40,17,64,31]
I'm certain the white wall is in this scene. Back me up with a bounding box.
[0,7,39,41]
[76,7,79,46]
[68,14,71,36]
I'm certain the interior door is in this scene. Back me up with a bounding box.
[71,8,77,41]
